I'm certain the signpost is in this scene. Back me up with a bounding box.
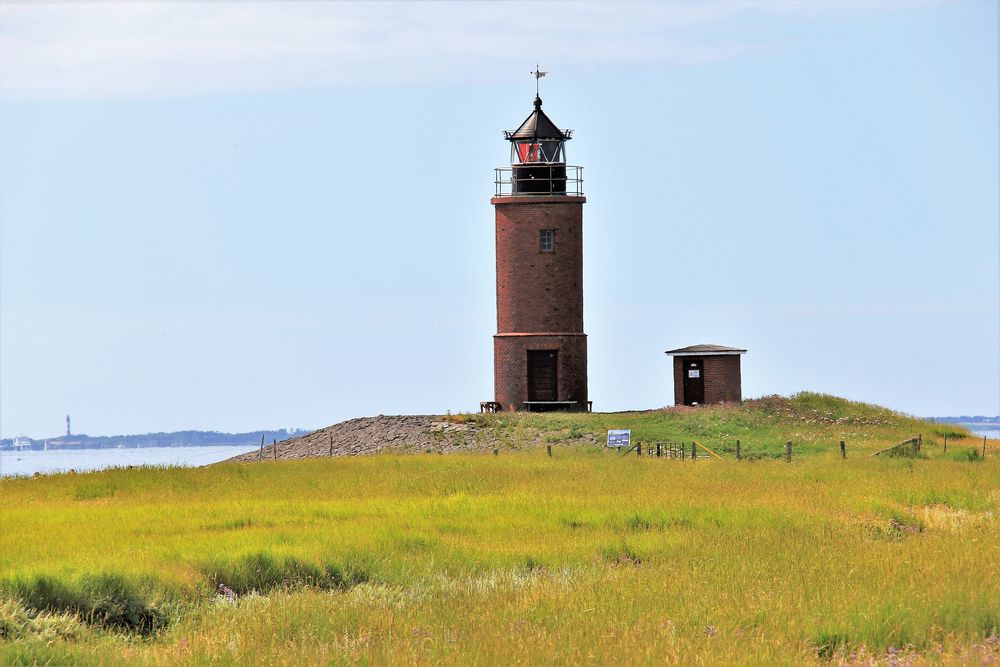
[607,429,631,449]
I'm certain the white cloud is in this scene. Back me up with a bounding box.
[0,1,929,101]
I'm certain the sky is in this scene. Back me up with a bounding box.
[1,1,997,439]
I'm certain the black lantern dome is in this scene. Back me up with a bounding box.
[503,96,574,194]
[505,96,572,163]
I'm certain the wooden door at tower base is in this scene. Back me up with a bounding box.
[683,359,704,405]
[527,350,558,401]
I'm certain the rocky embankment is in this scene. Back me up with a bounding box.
[227,415,499,462]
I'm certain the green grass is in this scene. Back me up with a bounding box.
[449,392,965,458]
[0,394,997,664]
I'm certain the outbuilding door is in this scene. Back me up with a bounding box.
[527,350,558,401]
[683,359,704,406]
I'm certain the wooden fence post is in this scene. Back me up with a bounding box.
[329,433,334,457]
[943,434,948,453]
[785,441,792,462]
[547,444,552,457]
[984,435,988,459]
[656,443,661,458]
[916,434,922,452]
[258,434,264,461]
[273,438,277,460]
[637,441,641,457]
[691,442,696,460]
[736,440,741,460]
[840,440,846,459]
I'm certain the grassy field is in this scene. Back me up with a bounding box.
[1,394,997,664]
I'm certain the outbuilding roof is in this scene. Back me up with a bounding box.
[665,344,747,357]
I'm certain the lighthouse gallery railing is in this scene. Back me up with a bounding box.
[494,165,584,197]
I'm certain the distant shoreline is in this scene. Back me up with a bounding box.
[928,417,1000,426]
[0,428,304,452]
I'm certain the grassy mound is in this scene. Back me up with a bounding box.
[238,392,969,463]
[440,391,968,457]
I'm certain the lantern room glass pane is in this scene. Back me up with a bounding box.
[539,140,563,162]
[516,142,540,163]
[513,140,564,164]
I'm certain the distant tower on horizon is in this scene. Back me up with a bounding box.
[65,414,71,437]
[490,87,589,412]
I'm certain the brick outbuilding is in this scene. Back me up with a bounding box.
[666,344,746,406]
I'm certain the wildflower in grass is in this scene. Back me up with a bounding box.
[217,583,238,604]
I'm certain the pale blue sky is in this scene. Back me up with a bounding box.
[1,1,997,438]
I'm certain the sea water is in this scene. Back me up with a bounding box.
[0,445,259,478]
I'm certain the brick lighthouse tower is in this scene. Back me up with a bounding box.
[491,91,588,412]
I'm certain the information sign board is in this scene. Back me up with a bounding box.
[607,429,631,448]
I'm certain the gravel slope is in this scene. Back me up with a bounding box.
[227,415,496,462]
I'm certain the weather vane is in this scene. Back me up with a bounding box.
[532,63,547,97]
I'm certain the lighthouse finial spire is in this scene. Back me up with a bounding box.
[532,63,547,100]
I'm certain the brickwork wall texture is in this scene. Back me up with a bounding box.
[493,195,587,411]
[493,196,585,334]
[673,355,742,405]
[494,334,587,412]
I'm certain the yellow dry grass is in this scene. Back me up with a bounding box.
[1,438,997,665]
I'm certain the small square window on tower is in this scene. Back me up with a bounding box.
[539,228,555,252]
